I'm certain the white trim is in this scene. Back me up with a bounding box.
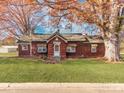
[66,46,76,53]
[91,44,98,47]
[91,44,97,53]
[53,41,61,45]
[47,34,67,43]
[19,43,30,45]
[37,46,47,53]
[21,44,29,51]
[120,6,124,16]
[83,42,104,43]
[68,44,77,47]
[37,44,47,47]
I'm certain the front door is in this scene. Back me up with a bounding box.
[54,42,60,57]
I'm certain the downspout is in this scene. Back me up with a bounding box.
[30,30,32,56]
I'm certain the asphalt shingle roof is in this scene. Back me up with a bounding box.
[18,33,104,43]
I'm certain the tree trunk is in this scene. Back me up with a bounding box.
[104,34,120,62]
[103,0,121,62]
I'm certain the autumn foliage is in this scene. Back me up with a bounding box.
[0,0,123,61]
[36,0,123,62]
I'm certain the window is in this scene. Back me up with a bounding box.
[21,44,28,51]
[91,44,97,53]
[55,45,59,51]
[37,44,47,53]
[66,46,76,53]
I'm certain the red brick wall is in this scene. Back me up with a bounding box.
[32,42,47,58]
[47,37,67,59]
[18,42,47,58]
[18,41,105,59]
[18,44,30,57]
[82,43,105,57]
[66,41,83,58]
[67,42,105,58]
[47,43,53,59]
[60,41,67,59]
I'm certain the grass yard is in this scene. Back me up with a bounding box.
[0,57,124,83]
[0,52,18,57]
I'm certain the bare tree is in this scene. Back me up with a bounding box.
[0,0,45,40]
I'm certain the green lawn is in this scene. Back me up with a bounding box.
[0,52,18,57]
[0,57,124,83]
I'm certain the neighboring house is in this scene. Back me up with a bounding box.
[17,31,105,59]
[0,46,17,53]
[1,37,16,45]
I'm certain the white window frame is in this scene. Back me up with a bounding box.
[66,46,76,53]
[37,45,47,53]
[91,44,97,53]
[21,44,28,51]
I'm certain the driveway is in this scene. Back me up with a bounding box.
[0,83,124,93]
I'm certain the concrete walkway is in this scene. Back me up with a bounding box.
[0,83,124,93]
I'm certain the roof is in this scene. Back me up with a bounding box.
[47,31,68,43]
[86,36,104,43]
[18,32,104,43]
[62,34,86,41]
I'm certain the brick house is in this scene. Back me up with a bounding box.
[17,31,105,59]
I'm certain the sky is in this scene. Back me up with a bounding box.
[34,22,99,35]
[78,0,86,3]
[34,0,99,35]
[0,0,99,40]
